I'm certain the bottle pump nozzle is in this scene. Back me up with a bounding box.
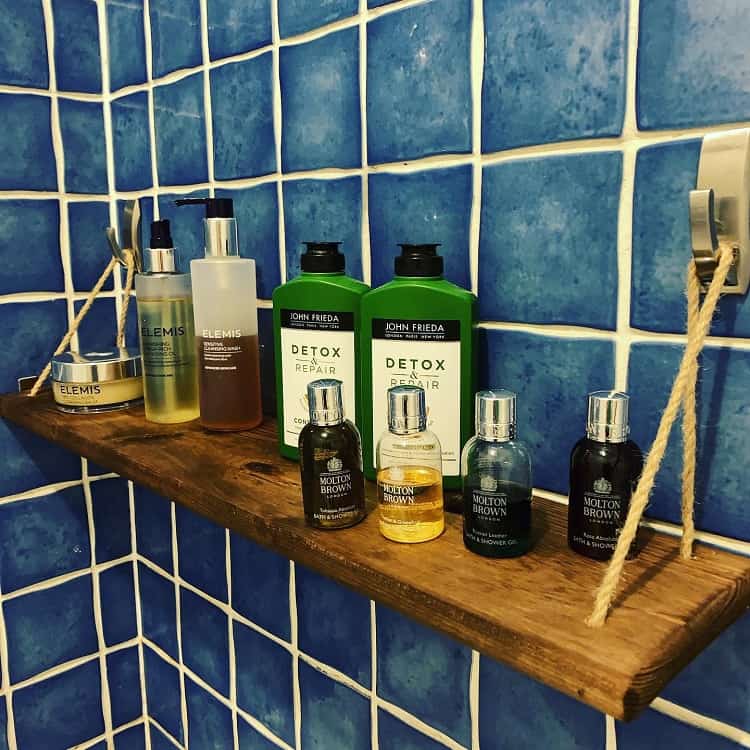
[174,197,238,258]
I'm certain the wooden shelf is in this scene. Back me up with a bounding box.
[3,392,750,721]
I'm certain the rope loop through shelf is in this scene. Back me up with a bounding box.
[587,244,736,627]
[28,249,136,398]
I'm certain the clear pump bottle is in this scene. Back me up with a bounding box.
[376,385,444,543]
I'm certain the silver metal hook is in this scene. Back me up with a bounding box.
[106,199,143,272]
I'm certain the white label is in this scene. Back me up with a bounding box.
[371,318,461,477]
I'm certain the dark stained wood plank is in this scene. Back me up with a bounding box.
[2,391,749,721]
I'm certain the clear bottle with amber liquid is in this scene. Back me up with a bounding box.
[376,385,444,543]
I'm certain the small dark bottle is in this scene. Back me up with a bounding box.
[568,391,644,560]
[299,379,366,529]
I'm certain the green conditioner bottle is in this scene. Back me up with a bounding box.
[361,244,477,490]
[273,242,369,460]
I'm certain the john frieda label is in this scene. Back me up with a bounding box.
[280,309,356,449]
[371,318,461,476]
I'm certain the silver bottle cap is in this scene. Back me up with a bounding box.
[476,389,516,441]
[146,246,176,273]
[388,385,426,434]
[587,391,629,443]
[307,379,344,426]
[205,218,239,258]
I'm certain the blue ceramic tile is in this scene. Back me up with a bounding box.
[100,562,137,646]
[629,343,750,541]
[482,0,626,152]
[368,0,395,5]
[108,646,143,727]
[144,646,184,742]
[296,565,370,685]
[632,140,750,336]
[280,28,360,171]
[283,177,362,280]
[180,588,229,696]
[0,94,56,190]
[112,92,152,191]
[139,563,178,658]
[479,656,604,749]
[0,300,67,392]
[0,485,89,593]
[107,0,146,91]
[211,54,275,180]
[238,717,281,750]
[479,153,621,329]
[481,330,615,494]
[0,0,48,87]
[367,0,471,164]
[115,724,147,750]
[53,0,102,92]
[186,678,233,750]
[0,200,62,294]
[279,0,357,38]
[58,98,107,193]
[150,723,179,750]
[258,307,276,415]
[150,0,201,78]
[638,2,750,130]
[207,0,271,59]
[91,477,132,562]
[617,709,739,750]
[230,532,290,639]
[14,660,104,749]
[216,185,279,298]
[378,710,446,750]
[234,620,294,744]
[69,202,113,291]
[377,605,471,745]
[0,421,80,497]
[369,167,472,288]
[5,575,97,682]
[176,505,227,601]
[73,297,118,352]
[135,485,173,572]
[662,612,750,731]
[300,661,370,750]
[0,701,7,750]
[159,189,208,269]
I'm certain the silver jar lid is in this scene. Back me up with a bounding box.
[307,379,344,426]
[388,385,426,434]
[476,389,516,441]
[51,348,142,383]
[587,391,629,443]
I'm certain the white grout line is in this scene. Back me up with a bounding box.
[199,0,216,199]
[358,0,371,286]
[651,698,750,747]
[226,528,240,750]
[370,600,378,750]
[468,0,484,297]
[142,0,162,221]
[469,651,480,750]
[74,717,147,750]
[0,568,16,748]
[289,561,302,750]
[606,714,617,750]
[271,0,287,285]
[148,718,184,749]
[170,502,189,747]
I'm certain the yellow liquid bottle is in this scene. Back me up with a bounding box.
[376,385,444,543]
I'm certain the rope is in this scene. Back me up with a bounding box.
[28,250,135,397]
[587,245,734,627]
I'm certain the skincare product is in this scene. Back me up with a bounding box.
[568,391,644,560]
[298,379,366,529]
[175,197,262,431]
[461,390,532,558]
[51,348,143,413]
[135,219,199,424]
[376,385,444,543]
[361,244,476,489]
[273,242,368,460]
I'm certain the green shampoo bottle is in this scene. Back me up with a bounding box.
[361,244,477,490]
[273,242,369,460]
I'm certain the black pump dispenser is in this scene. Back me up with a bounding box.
[174,197,234,218]
[395,244,443,277]
[149,219,173,248]
[301,242,345,273]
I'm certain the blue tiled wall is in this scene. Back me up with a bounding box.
[1,0,750,748]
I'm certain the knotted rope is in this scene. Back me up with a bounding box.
[28,249,136,397]
[587,244,735,627]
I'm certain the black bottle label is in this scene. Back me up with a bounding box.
[463,483,531,556]
[570,478,626,555]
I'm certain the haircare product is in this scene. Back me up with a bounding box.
[361,244,476,489]
[273,242,368,460]
[568,391,644,560]
[51,349,143,413]
[175,197,262,431]
[376,385,444,543]
[298,379,366,529]
[461,390,532,557]
[135,220,199,424]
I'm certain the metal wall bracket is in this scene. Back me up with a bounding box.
[106,199,143,272]
[689,128,750,294]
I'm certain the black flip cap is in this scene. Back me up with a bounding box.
[150,219,173,248]
[174,197,234,218]
[301,242,345,273]
[395,243,443,277]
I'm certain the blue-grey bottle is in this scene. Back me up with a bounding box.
[461,390,532,557]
